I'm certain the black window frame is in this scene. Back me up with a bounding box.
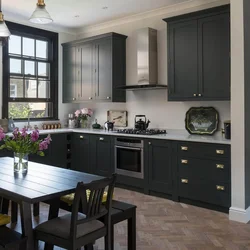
[2,21,58,121]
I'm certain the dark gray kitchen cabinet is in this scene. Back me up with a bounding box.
[168,20,198,100]
[94,38,112,101]
[198,13,230,99]
[71,133,90,173]
[164,5,230,101]
[77,43,93,101]
[62,33,127,103]
[62,46,76,103]
[90,135,114,177]
[146,139,173,195]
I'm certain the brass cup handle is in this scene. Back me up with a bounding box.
[80,135,84,139]
[89,97,93,100]
[198,94,202,97]
[181,179,188,184]
[216,150,224,155]
[72,97,76,101]
[181,159,188,164]
[107,96,111,100]
[216,164,224,169]
[216,185,225,191]
[181,146,188,151]
[148,142,152,145]
[99,137,104,141]
[193,94,197,97]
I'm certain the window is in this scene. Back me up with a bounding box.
[3,22,58,120]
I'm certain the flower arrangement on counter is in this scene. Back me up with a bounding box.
[75,108,93,128]
[0,127,52,173]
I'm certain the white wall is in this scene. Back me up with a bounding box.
[76,0,230,129]
[0,22,78,128]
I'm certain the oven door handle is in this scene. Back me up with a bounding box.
[115,145,142,151]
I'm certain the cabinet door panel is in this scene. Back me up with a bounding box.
[148,140,172,194]
[63,46,76,103]
[79,44,94,101]
[71,134,90,173]
[91,135,114,177]
[168,21,198,100]
[198,13,230,100]
[95,38,112,101]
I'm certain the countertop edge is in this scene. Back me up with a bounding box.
[33,128,231,145]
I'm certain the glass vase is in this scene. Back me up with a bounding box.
[14,153,28,174]
[80,119,88,128]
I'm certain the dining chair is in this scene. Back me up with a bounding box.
[34,173,116,250]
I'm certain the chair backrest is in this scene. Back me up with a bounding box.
[70,173,116,239]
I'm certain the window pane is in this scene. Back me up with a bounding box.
[36,40,48,59]
[10,78,24,98]
[38,62,50,78]
[25,79,37,98]
[38,80,50,98]
[9,102,52,119]
[10,59,22,74]
[24,61,35,75]
[9,35,21,55]
[23,37,35,57]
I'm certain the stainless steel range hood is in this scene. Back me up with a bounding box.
[118,28,167,90]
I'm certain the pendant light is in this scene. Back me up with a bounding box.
[29,0,53,24]
[0,0,10,37]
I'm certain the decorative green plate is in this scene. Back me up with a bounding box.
[185,107,219,135]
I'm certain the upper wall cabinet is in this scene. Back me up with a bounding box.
[164,5,230,101]
[62,33,127,103]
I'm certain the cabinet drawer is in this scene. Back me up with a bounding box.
[178,157,230,182]
[178,178,230,207]
[178,142,230,159]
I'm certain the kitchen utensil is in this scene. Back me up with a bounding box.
[134,115,150,130]
[104,121,114,131]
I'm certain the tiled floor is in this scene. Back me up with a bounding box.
[8,188,250,250]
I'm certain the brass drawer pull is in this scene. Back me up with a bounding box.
[216,150,224,155]
[181,179,188,184]
[79,135,84,139]
[181,146,188,151]
[216,164,224,169]
[181,159,188,164]
[216,185,225,191]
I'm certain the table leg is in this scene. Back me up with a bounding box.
[11,201,18,223]
[33,202,40,217]
[20,201,33,250]
[111,224,114,250]
[128,209,136,250]
[1,198,9,214]
[45,198,60,250]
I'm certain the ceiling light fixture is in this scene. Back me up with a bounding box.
[0,0,11,37]
[29,0,53,24]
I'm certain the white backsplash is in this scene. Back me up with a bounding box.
[88,90,230,130]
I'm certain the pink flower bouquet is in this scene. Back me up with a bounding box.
[0,127,52,156]
[74,108,93,128]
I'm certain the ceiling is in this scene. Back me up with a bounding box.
[3,0,190,29]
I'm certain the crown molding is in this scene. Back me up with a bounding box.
[76,0,229,35]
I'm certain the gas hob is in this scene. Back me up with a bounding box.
[116,129,167,135]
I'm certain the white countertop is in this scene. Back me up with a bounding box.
[25,128,231,145]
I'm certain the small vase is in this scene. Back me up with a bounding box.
[14,153,28,174]
[80,119,88,128]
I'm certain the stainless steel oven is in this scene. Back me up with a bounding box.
[115,137,144,179]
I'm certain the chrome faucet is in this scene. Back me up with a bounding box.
[27,110,33,131]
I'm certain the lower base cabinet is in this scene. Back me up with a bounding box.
[90,135,114,177]
[145,139,173,195]
[71,133,90,173]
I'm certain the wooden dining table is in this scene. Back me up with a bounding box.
[0,157,105,250]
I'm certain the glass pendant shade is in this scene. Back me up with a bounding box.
[29,5,53,24]
[0,20,11,37]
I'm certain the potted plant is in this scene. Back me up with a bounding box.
[0,127,52,173]
[74,108,93,128]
